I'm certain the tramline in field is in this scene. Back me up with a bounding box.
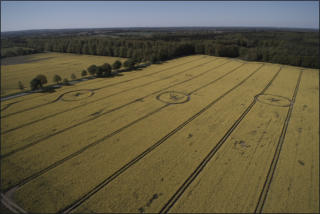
[1,54,319,213]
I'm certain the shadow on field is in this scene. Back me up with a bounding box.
[40,86,58,93]
[1,56,55,66]
[96,72,124,78]
[1,62,153,101]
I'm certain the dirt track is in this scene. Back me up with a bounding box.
[1,55,319,213]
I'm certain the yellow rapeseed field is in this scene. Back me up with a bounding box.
[0,54,318,213]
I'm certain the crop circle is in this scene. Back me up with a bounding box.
[256,94,291,107]
[61,89,94,102]
[156,91,190,104]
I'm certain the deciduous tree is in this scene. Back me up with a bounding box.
[53,74,62,84]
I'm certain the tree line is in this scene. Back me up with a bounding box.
[27,59,131,91]
[2,30,319,68]
[1,47,39,58]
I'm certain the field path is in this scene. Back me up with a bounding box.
[261,69,319,213]
[164,66,302,213]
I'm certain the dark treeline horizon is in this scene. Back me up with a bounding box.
[1,29,319,69]
[2,26,319,34]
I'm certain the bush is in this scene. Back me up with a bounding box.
[123,59,136,70]
[81,70,87,77]
[71,73,76,80]
[100,63,112,76]
[36,74,48,85]
[30,78,40,90]
[95,66,104,77]
[63,78,69,85]
[53,74,62,84]
[18,81,25,90]
[30,74,47,90]
[94,63,113,77]
[112,60,122,70]
[87,65,98,76]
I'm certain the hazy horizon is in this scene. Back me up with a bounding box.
[1,1,319,32]
[2,25,319,33]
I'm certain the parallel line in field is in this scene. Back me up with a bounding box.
[254,69,303,213]
[2,60,244,193]
[159,66,282,214]
[59,64,264,214]
[0,193,27,214]
[0,60,182,104]
[0,60,198,113]
[1,58,212,134]
[1,56,205,118]
[0,63,169,108]
[0,78,105,107]
[1,57,203,116]
[1,77,100,107]
[2,104,169,193]
[1,57,213,134]
[1,60,235,158]
[1,101,21,111]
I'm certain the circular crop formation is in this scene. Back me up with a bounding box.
[256,94,291,107]
[156,91,190,104]
[61,89,94,102]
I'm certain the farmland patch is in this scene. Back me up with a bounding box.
[0,55,318,214]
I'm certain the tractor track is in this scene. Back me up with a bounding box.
[2,104,169,194]
[0,101,21,111]
[159,66,281,214]
[1,59,235,158]
[1,57,214,135]
[0,193,27,214]
[1,56,205,118]
[2,60,250,194]
[254,69,303,213]
[0,77,104,106]
[58,64,265,214]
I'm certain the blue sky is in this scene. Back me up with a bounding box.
[1,1,319,32]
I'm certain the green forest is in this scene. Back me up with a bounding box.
[1,30,319,68]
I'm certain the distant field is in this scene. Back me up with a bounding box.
[0,52,125,96]
[0,55,318,213]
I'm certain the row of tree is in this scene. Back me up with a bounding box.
[28,73,81,90]
[27,59,136,91]
[87,60,122,77]
[28,74,74,90]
